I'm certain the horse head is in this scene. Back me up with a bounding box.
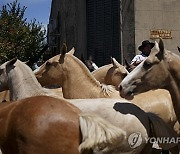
[104,57,128,88]
[0,58,18,92]
[81,55,98,72]
[35,45,75,87]
[119,38,170,100]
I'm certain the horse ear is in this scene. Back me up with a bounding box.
[59,43,67,63]
[60,43,68,56]
[154,41,160,51]
[159,38,164,53]
[6,58,18,67]
[124,59,130,68]
[68,47,75,55]
[111,57,120,67]
[156,38,165,60]
[177,46,180,53]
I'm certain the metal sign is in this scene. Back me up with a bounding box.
[150,30,172,39]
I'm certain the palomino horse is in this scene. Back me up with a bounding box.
[91,56,178,130]
[0,58,64,101]
[0,95,127,154]
[34,47,177,128]
[35,48,121,99]
[119,38,180,125]
[92,57,129,90]
[0,58,178,153]
[34,48,180,152]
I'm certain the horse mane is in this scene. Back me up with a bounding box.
[9,60,47,97]
[92,64,113,74]
[15,60,43,85]
[67,54,116,95]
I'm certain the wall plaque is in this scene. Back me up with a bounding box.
[150,30,172,39]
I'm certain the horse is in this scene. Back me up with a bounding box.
[81,54,99,72]
[92,57,129,90]
[35,48,122,99]
[91,56,177,129]
[0,95,128,154]
[34,47,177,127]
[0,58,65,101]
[119,38,180,126]
[0,57,178,153]
[34,47,180,153]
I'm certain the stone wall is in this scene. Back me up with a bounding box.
[48,0,180,64]
[134,0,180,55]
[121,0,135,63]
[48,0,87,58]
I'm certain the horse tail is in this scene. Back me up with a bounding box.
[147,112,178,150]
[79,112,126,153]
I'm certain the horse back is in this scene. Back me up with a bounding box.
[1,96,81,154]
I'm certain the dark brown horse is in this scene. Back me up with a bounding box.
[0,95,125,154]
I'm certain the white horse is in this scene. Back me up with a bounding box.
[119,38,180,125]
[0,58,178,153]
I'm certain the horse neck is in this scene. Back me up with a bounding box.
[62,56,108,98]
[92,64,112,74]
[8,63,45,101]
[166,53,180,122]
[92,64,112,81]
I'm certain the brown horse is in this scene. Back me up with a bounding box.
[34,47,177,128]
[0,95,128,154]
[34,47,180,153]
[91,56,178,132]
[0,57,178,153]
[119,38,180,125]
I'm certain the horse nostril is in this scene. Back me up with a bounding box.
[119,85,122,92]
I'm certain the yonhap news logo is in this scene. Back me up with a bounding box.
[128,132,143,148]
[128,132,180,148]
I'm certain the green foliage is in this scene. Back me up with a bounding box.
[0,0,46,67]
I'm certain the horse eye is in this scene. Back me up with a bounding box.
[143,61,152,69]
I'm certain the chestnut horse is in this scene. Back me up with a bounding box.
[0,95,128,154]
[91,57,178,134]
[119,38,180,125]
[0,58,178,153]
[34,48,180,152]
[34,47,177,129]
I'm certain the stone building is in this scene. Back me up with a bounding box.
[48,0,180,66]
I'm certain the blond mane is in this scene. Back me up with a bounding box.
[67,54,116,96]
[6,60,58,100]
